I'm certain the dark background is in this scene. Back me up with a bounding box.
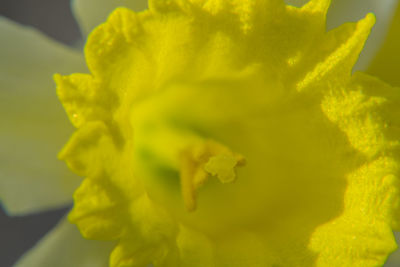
[0,0,79,266]
[0,0,81,45]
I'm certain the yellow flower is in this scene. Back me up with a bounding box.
[1,0,400,266]
[53,0,400,266]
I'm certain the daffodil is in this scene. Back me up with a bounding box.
[1,0,400,266]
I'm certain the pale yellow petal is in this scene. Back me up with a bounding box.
[0,18,85,215]
[385,232,400,267]
[72,0,148,37]
[286,0,399,70]
[15,217,114,267]
[367,1,400,87]
[329,0,398,70]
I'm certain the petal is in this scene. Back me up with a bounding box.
[15,217,114,267]
[386,232,400,267]
[367,1,400,87]
[328,0,398,71]
[0,18,86,215]
[72,0,148,37]
[285,0,398,70]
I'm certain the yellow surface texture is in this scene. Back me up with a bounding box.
[55,0,400,266]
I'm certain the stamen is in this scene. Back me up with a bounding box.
[179,140,245,212]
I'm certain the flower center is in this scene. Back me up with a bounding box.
[131,95,246,212]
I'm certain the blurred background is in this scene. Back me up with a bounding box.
[0,0,80,45]
[0,1,400,267]
[0,0,79,266]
